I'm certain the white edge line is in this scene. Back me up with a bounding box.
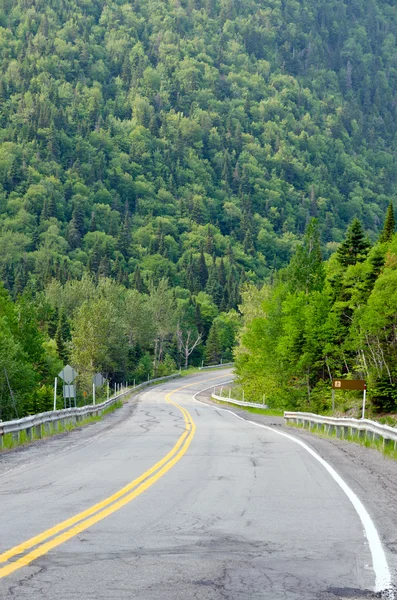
[193,381,394,598]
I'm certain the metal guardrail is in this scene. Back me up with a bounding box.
[199,362,234,370]
[211,393,267,409]
[284,411,397,447]
[0,373,181,450]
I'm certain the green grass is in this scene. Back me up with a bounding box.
[288,420,397,461]
[0,400,124,452]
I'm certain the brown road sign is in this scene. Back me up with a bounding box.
[332,379,366,391]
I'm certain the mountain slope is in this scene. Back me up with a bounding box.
[0,0,397,295]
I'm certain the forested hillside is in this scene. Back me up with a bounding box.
[235,209,397,414]
[1,0,397,418]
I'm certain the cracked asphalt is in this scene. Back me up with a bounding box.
[0,370,395,599]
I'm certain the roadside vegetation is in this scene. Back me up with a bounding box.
[2,0,397,422]
[236,210,397,419]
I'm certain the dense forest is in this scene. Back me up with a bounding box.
[236,208,397,414]
[1,0,397,418]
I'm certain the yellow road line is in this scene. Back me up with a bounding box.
[0,375,223,579]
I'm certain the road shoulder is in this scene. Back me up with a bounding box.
[197,392,397,579]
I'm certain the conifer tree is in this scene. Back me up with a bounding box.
[206,257,223,307]
[118,212,131,258]
[365,247,385,294]
[380,202,396,243]
[218,258,227,289]
[198,246,208,289]
[133,264,143,292]
[88,242,102,274]
[336,218,370,267]
[205,322,222,365]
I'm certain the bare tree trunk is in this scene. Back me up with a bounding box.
[377,336,392,382]
[153,338,158,375]
[325,356,332,382]
[307,367,311,404]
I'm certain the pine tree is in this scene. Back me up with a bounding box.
[222,149,232,190]
[55,311,70,363]
[220,292,228,313]
[206,257,223,307]
[88,242,102,274]
[68,217,81,249]
[118,211,131,258]
[40,198,49,222]
[205,322,222,365]
[198,247,208,289]
[133,264,146,293]
[336,218,371,267]
[47,194,57,218]
[47,307,59,339]
[205,226,215,255]
[365,247,385,294]
[380,202,396,243]
[72,204,85,237]
[218,258,227,289]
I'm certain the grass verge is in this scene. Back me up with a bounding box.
[288,421,397,461]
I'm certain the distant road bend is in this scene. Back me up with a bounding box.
[0,370,394,599]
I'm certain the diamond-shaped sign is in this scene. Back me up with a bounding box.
[93,373,105,387]
[58,365,78,384]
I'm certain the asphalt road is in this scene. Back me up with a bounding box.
[0,370,393,599]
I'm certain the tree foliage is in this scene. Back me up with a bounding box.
[2,0,397,416]
[236,214,397,413]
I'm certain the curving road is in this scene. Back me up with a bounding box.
[0,370,393,599]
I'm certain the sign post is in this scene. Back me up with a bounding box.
[92,373,105,406]
[53,377,58,411]
[58,365,78,409]
[362,384,367,420]
[332,379,366,417]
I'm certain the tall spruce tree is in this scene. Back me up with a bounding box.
[380,202,396,243]
[336,219,371,267]
[205,322,222,365]
[198,246,208,289]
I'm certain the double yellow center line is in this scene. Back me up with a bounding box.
[0,378,214,580]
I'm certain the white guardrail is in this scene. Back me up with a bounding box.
[211,393,266,409]
[199,362,234,370]
[0,373,181,450]
[284,411,397,448]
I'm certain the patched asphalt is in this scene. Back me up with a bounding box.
[0,370,395,599]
